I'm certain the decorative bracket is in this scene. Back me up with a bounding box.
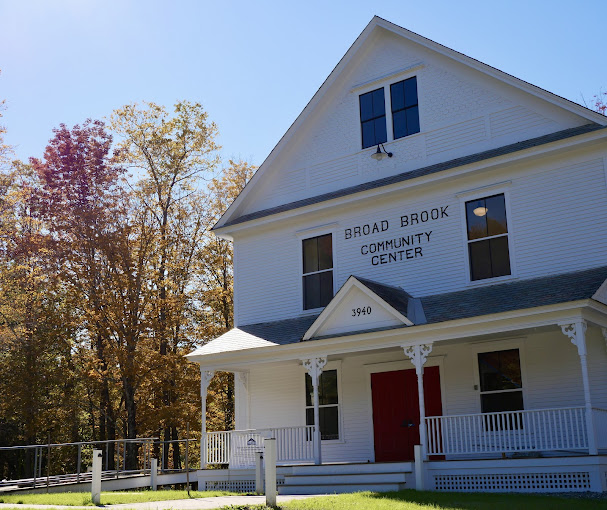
[302,357,327,386]
[200,368,215,393]
[559,321,587,356]
[402,343,433,375]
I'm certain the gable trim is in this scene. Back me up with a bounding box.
[373,17,607,126]
[302,276,413,341]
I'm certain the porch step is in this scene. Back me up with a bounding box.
[279,482,406,495]
[279,463,411,495]
[290,461,412,475]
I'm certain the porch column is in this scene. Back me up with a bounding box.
[302,356,327,465]
[560,321,597,455]
[200,368,215,468]
[403,343,433,460]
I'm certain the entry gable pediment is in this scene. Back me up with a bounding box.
[303,276,422,340]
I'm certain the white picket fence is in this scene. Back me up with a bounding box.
[425,407,596,456]
[205,425,316,468]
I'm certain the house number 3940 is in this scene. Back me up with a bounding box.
[352,307,372,316]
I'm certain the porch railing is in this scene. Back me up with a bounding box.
[205,425,316,468]
[426,407,591,456]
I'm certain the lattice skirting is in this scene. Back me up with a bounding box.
[434,472,591,492]
[204,478,285,492]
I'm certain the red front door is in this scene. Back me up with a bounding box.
[371,366,442,462]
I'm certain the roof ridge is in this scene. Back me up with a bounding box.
[352,275,407,293]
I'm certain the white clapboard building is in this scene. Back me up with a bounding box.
[188,17,607,493]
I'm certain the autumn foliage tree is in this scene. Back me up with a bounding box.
[594,91,607,116]
[30,120,142,465]
[0,99,254,476]
[0,162,79,477]
[110,101,220,467]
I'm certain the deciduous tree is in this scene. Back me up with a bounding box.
[110,101,219,467]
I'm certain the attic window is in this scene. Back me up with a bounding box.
[360,88,387,149]
[390,77,420,139]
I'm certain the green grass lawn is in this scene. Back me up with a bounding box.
[223,489,607,510]
[1,489,605,509]
[0,489,234,506]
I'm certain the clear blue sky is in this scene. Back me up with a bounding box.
[1,0,605,166]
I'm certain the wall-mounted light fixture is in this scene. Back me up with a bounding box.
[371,143,393,161]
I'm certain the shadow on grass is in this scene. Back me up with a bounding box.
[367,489,607,510]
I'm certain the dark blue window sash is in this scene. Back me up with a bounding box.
[359,87,387,149]
[390,76,420,140]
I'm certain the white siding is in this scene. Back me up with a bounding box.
[239,29,585,217]
[248,362,304,430]
[511,158,607,277]
[234,149,607,326]
[242,328,607,463]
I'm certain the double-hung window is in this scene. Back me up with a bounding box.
[359,88,387,149]
[359,76,420,149]
[302,234,333,310]
[478,349,524,429]
[305,369,339,440]
[465,193,511,281]
[390,77,420,139]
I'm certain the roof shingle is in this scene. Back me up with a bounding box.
[188,266,607,358]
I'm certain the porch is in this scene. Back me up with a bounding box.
[197,448,607,494]
[192,301,607,492]
[202,406,607,469]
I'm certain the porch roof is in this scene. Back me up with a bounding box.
[187,265,607,357]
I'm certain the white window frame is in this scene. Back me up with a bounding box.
[352,64,425,154]
[457,182,517,286]
[302,360,344,443]
[296,223,338,314]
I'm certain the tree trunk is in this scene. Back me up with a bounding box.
[171,427,181,470]
[123,379,138,469]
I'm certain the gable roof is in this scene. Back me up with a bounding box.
[214,16,607,232]
[187,265,607,359]
[301,275,416,341]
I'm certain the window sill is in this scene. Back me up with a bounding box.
[300,307,325,316]
[358,132,422,155]
[466,274,518,288]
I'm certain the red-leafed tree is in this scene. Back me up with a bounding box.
[31,120,152,468]
[594,91,607,116]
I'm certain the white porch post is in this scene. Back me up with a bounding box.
[403,343,433,460]
[302,356,327,465]
[560,321,597,455]
[200,368,215,468]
